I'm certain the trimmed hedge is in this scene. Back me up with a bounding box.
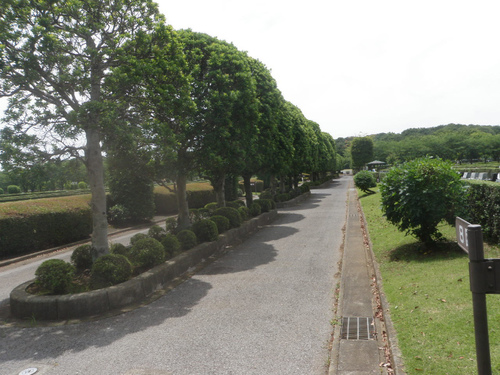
[213,207,241,228]
[0,208,92,258]
[154,188,216,215]
[463,182,500,243]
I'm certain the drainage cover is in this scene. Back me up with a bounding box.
[341,317,375,340]
[19,369,38,375]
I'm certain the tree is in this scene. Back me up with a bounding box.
[107,24,194,229]
[178,30,259,207]
[350,137,374,170]
[379,157,463,245]
[240,57,291,206]
[0,0,161,258]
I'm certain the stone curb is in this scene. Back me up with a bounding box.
[10,210,278,321]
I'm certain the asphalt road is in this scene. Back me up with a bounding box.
[0,177,349,375]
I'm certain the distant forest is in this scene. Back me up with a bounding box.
[336,124,500,165]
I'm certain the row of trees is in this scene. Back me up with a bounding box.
[0,0,336,258]
[372,124,500,164]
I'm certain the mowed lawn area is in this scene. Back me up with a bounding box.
[358,187,500,374]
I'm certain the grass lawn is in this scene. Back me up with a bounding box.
[358,187,500,374]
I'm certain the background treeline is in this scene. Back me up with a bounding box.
[336,123,500,167]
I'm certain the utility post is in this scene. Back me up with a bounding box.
[456,217,493,375]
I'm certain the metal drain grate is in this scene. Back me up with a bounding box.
[341,317,375,340]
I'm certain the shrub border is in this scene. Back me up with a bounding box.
[10,210,278,321]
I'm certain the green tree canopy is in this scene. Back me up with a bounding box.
[0,0,162,257]
[350,136,374,170]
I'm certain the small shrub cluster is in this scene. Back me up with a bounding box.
[70,244,94,272]
[177,229,197,250]
[162,234,181,258]
[129,237,165,269]
[249,202,261,217]
[214,207,241,228]
[35,259,75,294]
[192,219,218,243]
[90,254,132,288]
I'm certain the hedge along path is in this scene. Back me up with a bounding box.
[0,195,91,217]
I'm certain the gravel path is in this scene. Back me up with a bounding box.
[0,178,349,375]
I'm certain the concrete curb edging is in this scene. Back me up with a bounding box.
[10,210,279,321]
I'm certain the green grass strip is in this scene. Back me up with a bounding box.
[358,187,500,374]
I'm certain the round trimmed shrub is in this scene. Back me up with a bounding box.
[259,190,274,200]
[110,243,129,256]
[238,206,250,221]
[249,202,261,217]
[210,215,231,233]
[70,244,94,272]
[255,199,272,213]
[165,217,178,234]
[204,202,219,214]
[275,193,290,203]
[35,259,75,294]
[300,183,310,193]
[148,225,166,241]
[176,230,197,250]
[130,232,149,246]
[213,207,241,228]
[0,188,3,194]
[161,234,181,258]
[192,219,218,243]
[226,200,245,209]
[7,185,21,194]
[90,254,132,288]
[78,181,87,189]
[354,170,377,193]
[129,237,165,269]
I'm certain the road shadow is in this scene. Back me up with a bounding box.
[0,277,212,363]
[389,241,466,263]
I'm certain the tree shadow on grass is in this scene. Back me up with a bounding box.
[389,241,467,263]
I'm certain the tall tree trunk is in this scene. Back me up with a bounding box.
[270,174,277,196]
[212,174,226,207]
[242,173,253,207]
[279,174,285,193]
[85,128,109,260]
[176,173,190,230]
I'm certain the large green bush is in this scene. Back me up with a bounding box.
[129,237,165,269]
[90,254,132,288]
[380,157,464,244]
[191,219,219,243]
[354,170,377,193]
[213,207,241,228]
[35,259,75,294]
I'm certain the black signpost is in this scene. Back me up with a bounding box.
[456,217,493,375]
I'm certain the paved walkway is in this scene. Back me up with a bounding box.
[0,177,399,375]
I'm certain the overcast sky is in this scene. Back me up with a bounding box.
[1,1,499,139]
[157,0,500,138]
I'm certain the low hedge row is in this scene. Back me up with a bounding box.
[0,188,216,259]
[0,208,92,258]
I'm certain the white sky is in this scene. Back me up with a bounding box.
[2,1,500,139]
[157,0,500,138]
